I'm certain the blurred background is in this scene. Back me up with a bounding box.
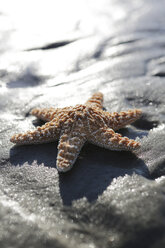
[0,0,150,91]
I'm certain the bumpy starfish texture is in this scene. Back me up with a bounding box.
[10,92,142,172]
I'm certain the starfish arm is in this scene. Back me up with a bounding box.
[85,92,103,109]
[88,127,140,151]
[56,131,86,172]
[103,109,142,130]
[31,107,60,122]
[10,119,61,145]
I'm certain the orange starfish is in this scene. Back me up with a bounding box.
[10,92,141,172]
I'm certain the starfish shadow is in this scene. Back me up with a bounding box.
[10,142,59,167]
[10,141,149,206]
[59,143,150,206]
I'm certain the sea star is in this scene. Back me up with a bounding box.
[10,92,142,172]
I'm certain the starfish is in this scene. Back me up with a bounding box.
[10,92,142,172]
